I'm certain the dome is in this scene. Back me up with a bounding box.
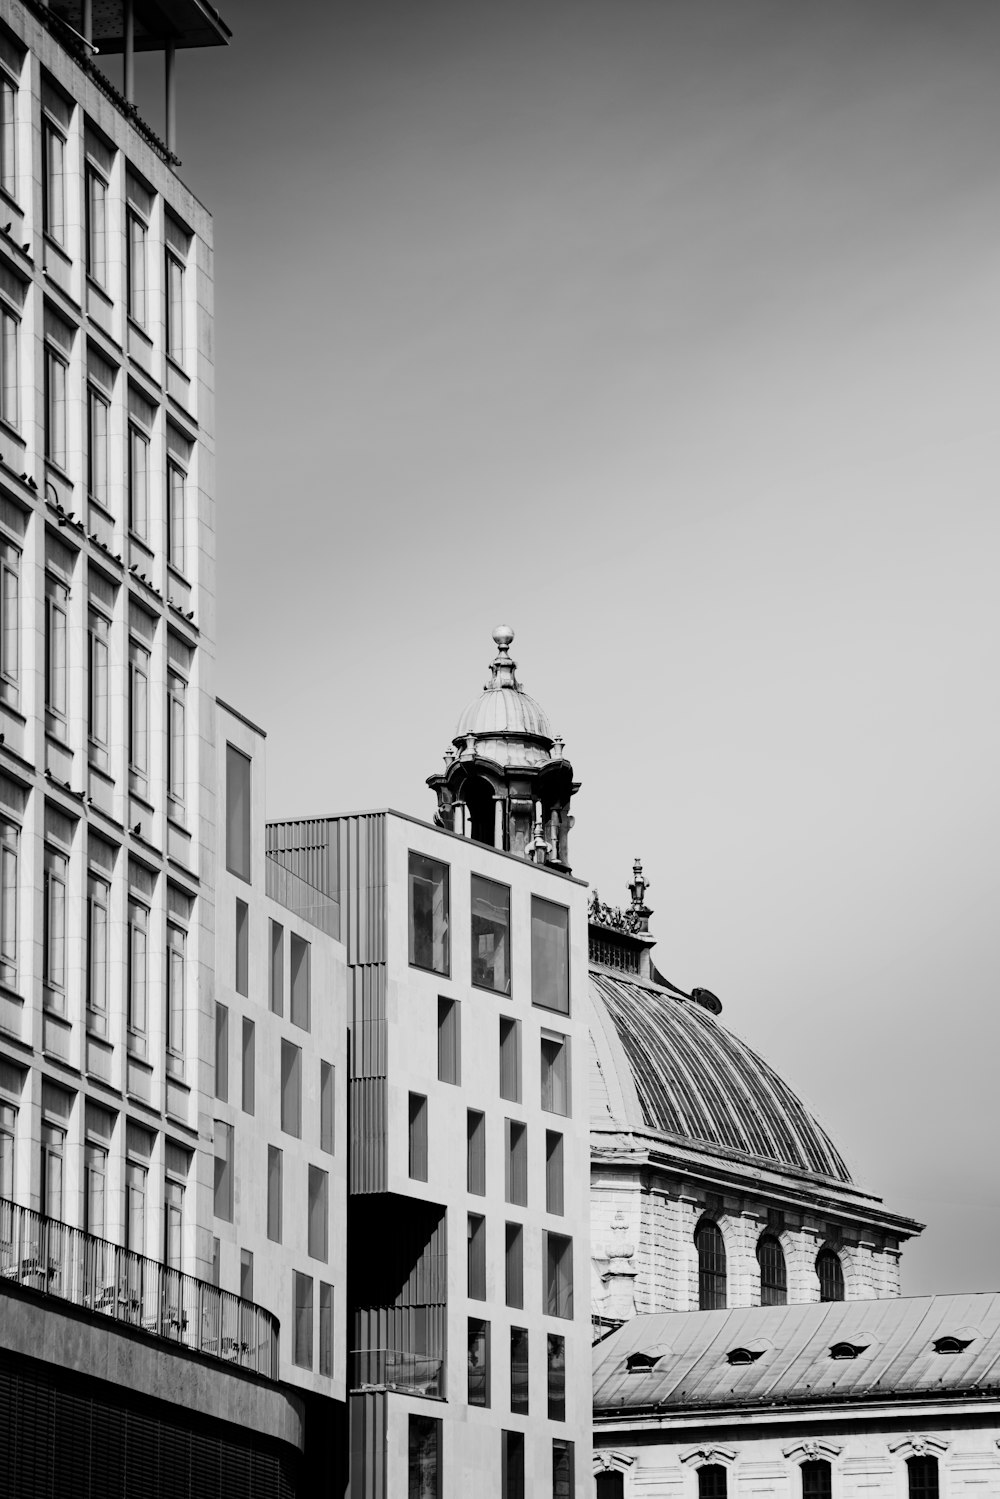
[588,969,852,1184]
[451,626,555,752]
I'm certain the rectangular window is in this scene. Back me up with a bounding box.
[86,874,110,1036]
[546,1131,564,1216]
[213,1120,233,1222]
[0,307,17,431]
[44,347,67,468]
[166,251,185,363]
[43,846,67,1008]
[544,1232,574,1320]
[45,575,68,724]
[41,1123,64,1219]
[541,1032,571,1116]
[437,996,460,1084]
[290,932,310,1029]
[281,1040,302,1138]
[210,1236,220,1286]
[87,389,109,506]
[128,641,150,791]
[552,1440,575,1499]
[467,1109,486,1195]
[235,898,249,996]
[319,1281,334,1378]
[226,745,252,882]
[499,1016,521,1103]
[127,210,148,326]
[126,1158,147,1253]
[467,1318,490,1407]
[547,1332,566,1420]
[166,922,185,1063]
[802,1463,833,1499]
[408,1415,441,1499]
[531,897,569,1013]
[242,1017,255,1115]
[128,900,149,1057]
[471,874,511,994]
[215,1002,229,1102]
[468,1213,486,1300]
[240,1248,253,1301]
[293,1271,313,1369]
[87,609,110,767]
[267,1145,282,1242]
[269,920,283,1014]
[0,818,16,987]
[128,425,149,539]
[502,1431,525,1499]
[167,461,186,572]
[0,1102,14,1200]
[86,167,108,286]
[164,1179,183,1269]
[0,72,16,200]
[505,1222,524,1309]
[408,1092,428,1181]
[505,1119,527,1207]
[308,1165,329,1262]
[84,1142,107,1237]
[320,1061,334,1153]
[43,122,66,244]
[168,671,187,811]
[510,1326,529,1415]
[408,852,450,975]
[0,540,19,709]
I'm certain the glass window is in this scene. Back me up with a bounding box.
[505,1119,527,1207]
[597,1477,625,1499]
[531,897,569,1013]
[240,1248,254,1301]
[817,1246,845,1302]
[293,1271,313,1369]
[242,1017,255,1115]
[552,1440,575,1499]
[269,919,283,1014]
[320,1061,334,1153]
[166,251,185,363]
[86,167,108,286]
[168,461,186,572]
[225,745,252,881]
[908,1458,939,1499]
[281,1040,302,1138]
[547,1332,565,1420]
[540,1031,570,1116]
[267,1145,282,1242]
[467,1109,485,1195]
[168,671,186,811]
[1,307,18,430]
[319,1281,334,1377]
[471,875,510,993]
[408,1414,441,1499]
[87,388,109,506]
[0,71,16,200]
[84,1142,107,1237]
[0,540,19,709]
[699,1468,728,1499]
[213,1120,233,1221]
[45,575,68,724]
[802,1461,833,1499]
[437,997,460,1084]
[467,1317,490,1407]
[290,932,310,1029]
[128,641,150,790]
[499,1016,521,1102]
[128,425,149,539]
[545,1131,564,1216]
[308,1165,328,1262]
[214,1002,228,1102]
[697,1219,727,1310]
[87,874,110,1036]
[0,1101,15,1200]
[44,348,67,467]
[0,817,16,987]
[127,210,147,325]
[43,123,66,244]
[164,1178,183,1269]
[544,1232,573,1319]
[502,1430,524,1499]
[510,1326,529,1414]
[757,1233,787,1306]
[87,609,110,768]
[43,846,67,1008]
[126,1158,146,1253]
[235,898,249,996]
[167,922,185,1065]
[41,1123,64,1219]
[505,1222,523,1309]
[409,1092,428,1181]
[468,1213,486,1300]
[408,852,449,975]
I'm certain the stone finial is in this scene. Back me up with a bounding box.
[488,624,519,689]
[603,1211,638,1320]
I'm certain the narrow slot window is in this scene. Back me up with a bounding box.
[505,1119,527,1206]
[408,1092,428,1181]
[545,1130,564,1216]
[467,1109,486,1195]
[499,1016,521,1103]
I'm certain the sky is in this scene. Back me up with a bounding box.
[131,1,998,1295]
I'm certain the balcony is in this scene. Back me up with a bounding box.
[349,1348,444,1399]
[0,1197,278,1379]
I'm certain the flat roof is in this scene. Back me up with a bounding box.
[53,0,231,53]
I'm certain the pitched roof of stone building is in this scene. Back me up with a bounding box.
[592,1293,1000,1414]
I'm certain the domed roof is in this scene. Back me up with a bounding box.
[588,969,852,1184]
[453,625,554,748]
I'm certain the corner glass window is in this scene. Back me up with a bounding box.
[408,852,449,975]
[471,875,510,994]
[531,896,569,1013]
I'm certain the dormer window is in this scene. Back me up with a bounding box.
[932,1336,972,1355]
[829,1341,867,1360]
[726,1347,763,1366]
[625,1352,661,1373]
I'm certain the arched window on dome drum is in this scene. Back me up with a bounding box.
[695,1219,727,1310]
[699,1466,728,1499]
[464,775,497,847]
[757,1233,787,1306]
[907,1457,939,1499]
[802,1460,832,1499]
[816,1246,845,1302]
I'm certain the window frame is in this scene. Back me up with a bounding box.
[470,872,511,995]
[44,345,68,469]
[530,895,570,1014]
[696,1218,727,1311]
[408,850,450,977]
[0,303,19,431]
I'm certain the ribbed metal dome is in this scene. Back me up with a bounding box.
[455,684,552,741]
[590,970,852,1184]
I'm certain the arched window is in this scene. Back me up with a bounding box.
[757,1233,787,1306]
[816,1246,844,1302]
[695,1219,727,1310]
[907,1457,939,1499]
[802,1460,832,1499]
[596,1476,624,1499]
[699,1466,728,1499]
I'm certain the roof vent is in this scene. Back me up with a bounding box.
[726,1347,764,1366]
[625,1352,661,1373]
[933,1336,973,1355]
[830,1341,868,1360]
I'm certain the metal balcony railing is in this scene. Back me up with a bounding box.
[0,1197,278,1379]
[350,1348,444,1398]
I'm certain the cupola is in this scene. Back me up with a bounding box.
[427,626,580,871]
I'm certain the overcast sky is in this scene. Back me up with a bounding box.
[138,1,998,1296]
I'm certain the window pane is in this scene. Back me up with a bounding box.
[320,1061,334,1153]
[281,1041,302,1137]
[505,1120,527,1206]
[128,427,149,538]
[802,1462,833,1499]
[167,923,185,1059]
[545,1131,564,1216]
[215,1002,228,1102]
[541,1032,571,1116]
[269,920,283,1014]
[467,1110,485,1195]
[544,1232,573,1319]
[87,877,109,1032]
[437,997,460,1084]
[510,1326,528,1414]
[85,1144,107,1237]
[0,822,17,986]
[505,1222,523,1309]
[908,1458,939,1499]
[128,901,148,1053]
[409,1093,428,1181]
[168,462,186,571]
[499,1016,521,1103]
[128,212,147,324]
[235,898,249,995]
[0,309,17,431]
[213,1120,233,1222]
[531,897,569,1013]
[408,852,449,974]
[471,875,510,993]
[757,1234,787,1306]
[88,392,109,505]
[319,1281,334,1377]
[408,1414,441,1499]
[267,1145,282,1242]
[547,1332,566,1420]
[87,169,107,284]
[44,126,65,243]
[552,1440,574,1499]
[0,542,20,700]
[240,1248,254,1302]
[468,1213,486,1300]
[817,1247,845,1302]
[502,1431,525,1499]
[293,1271,313,1368]
[697,1220,727,1310]
[226,745,252,881]
[167,253,185,362]
[168,673,186,805]
[699,1468,728,1499]
[308,1165,328,1262]
[0,78,15,199]
[467,1317,490,1407]
[290,932,310,1029]
[242,1017,255,1115]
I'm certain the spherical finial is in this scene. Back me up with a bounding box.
[492,624,514,652]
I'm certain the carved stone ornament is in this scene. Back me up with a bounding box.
[887,1438,950,1459]
[783,1441,843,1463]
[594,1451,637,1474]
[681,1447,737,1469]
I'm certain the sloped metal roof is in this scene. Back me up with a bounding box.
[593,1293,1000,1414]
[455,684,552,742]
[590,970,852,1183]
